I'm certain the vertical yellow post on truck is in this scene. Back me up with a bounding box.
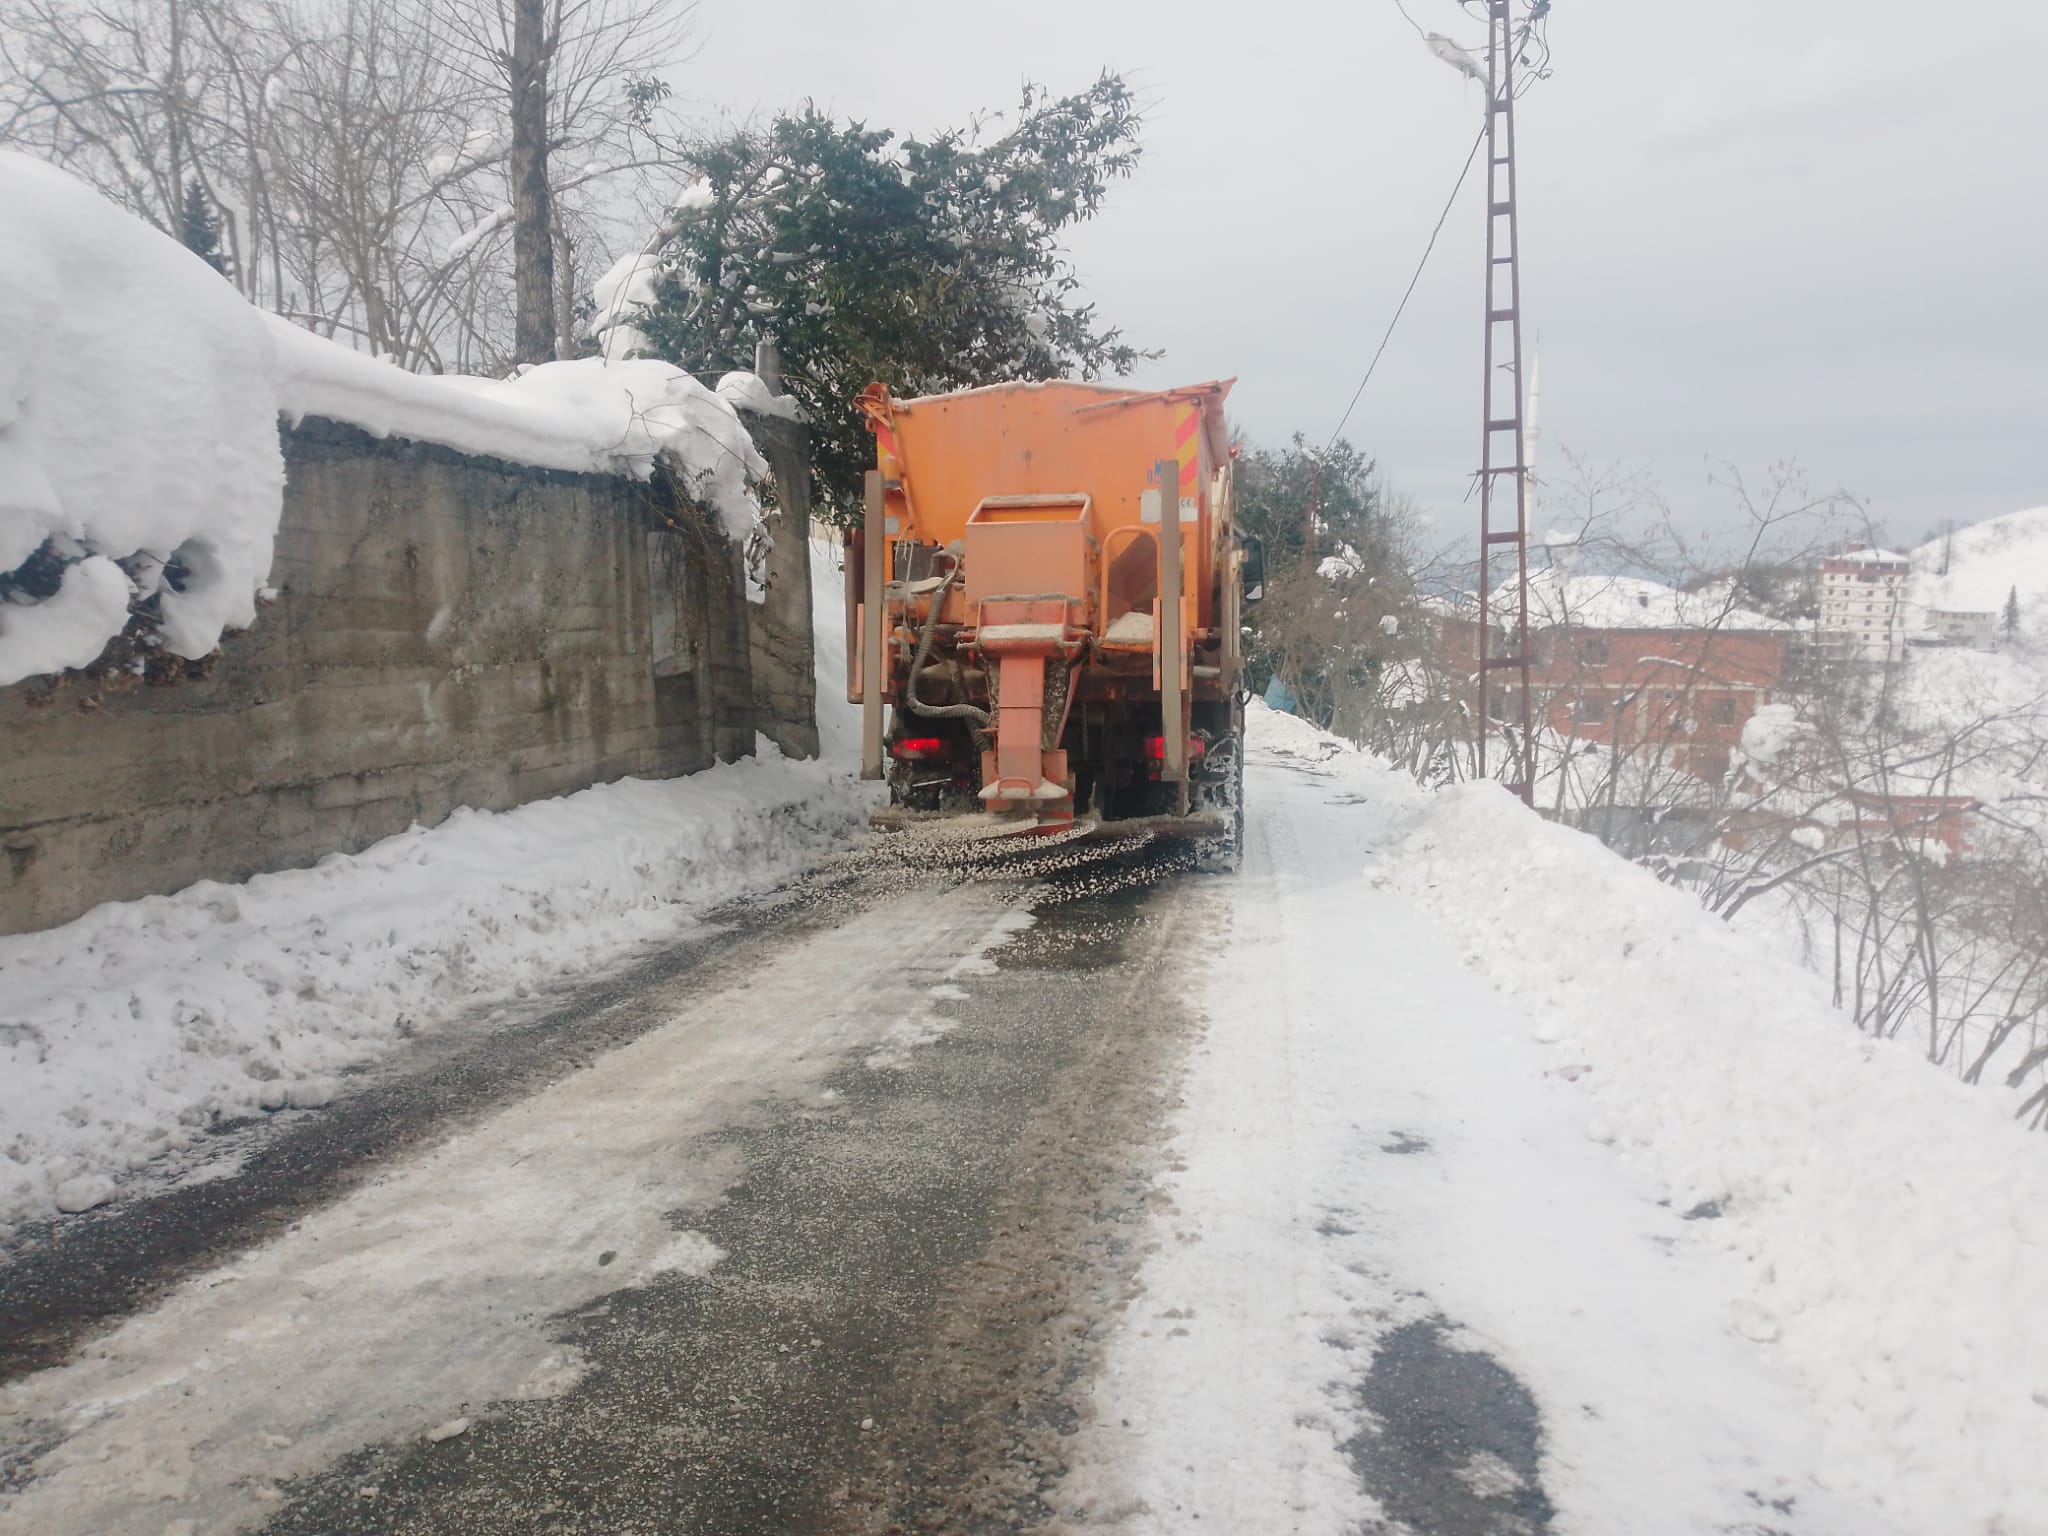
[847,379,1264,860]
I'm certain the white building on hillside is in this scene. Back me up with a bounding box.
[1818,546,1910,662]
[1920,607,1999,649]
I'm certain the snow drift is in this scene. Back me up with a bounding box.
[1058,705,2048,1532]
[266,322,771,549]
[1,154,778,686]
[0,151,285,686]
[1301,711,2048,1533]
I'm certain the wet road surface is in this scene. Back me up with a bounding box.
[254,833,1213,1536]
[2,833,1227,1534]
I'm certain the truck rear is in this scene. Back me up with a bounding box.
[846,379,1260,855]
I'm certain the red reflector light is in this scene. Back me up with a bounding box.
[1143,735,1206,760]
[892,736,946,760]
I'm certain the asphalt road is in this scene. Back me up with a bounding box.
[2,809,1568,1536]
[0,831,1221,1536]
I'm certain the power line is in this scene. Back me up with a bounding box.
[1322,121,1486,457]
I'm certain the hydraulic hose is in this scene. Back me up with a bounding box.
[905,554,992,730]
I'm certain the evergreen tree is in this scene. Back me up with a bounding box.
[178,179,228,277]
[1233,435,1381,578]
[2004,584,2021,639]
[631,75,1146,516]
[1231,434,1421,732]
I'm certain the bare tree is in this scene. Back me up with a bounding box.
[1447,455,2048,1125]
[0,0,226,239]
[505,0,554,361]
[441,0,697,364]
[1,0,697,372]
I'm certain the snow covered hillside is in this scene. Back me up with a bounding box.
[1909,504,2048,644]
[1,153,779,687]
[1885,508,2048,831]
[1058,704,2048,1535]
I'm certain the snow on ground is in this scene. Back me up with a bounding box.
[1054,703,2048,1535]
[3,540,877,1229]
[1855,641,2048,858]
[1908,505,2048,642]
[0,747,872,1229]
[2,154,778,684]
[0,151,284,685]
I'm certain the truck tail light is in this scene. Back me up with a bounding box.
[892,736,947,760]
[1142,735,1207,761]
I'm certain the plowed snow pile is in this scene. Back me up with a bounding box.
[1057,703,2048,1536]
[0,747,871,1227]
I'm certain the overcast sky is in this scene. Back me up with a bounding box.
[680,0,2045,548]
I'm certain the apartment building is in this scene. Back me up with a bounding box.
[1817,546,1910,662]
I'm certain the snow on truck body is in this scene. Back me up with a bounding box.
[846,379,1257,840]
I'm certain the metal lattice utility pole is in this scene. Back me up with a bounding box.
[1474,0,1535,803]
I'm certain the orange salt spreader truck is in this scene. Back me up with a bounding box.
[847,378,1265,858]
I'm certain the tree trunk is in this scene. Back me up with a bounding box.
[509,0,556,365]
[553,215,578,360]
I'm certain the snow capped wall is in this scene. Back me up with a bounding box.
[268,322,771,550]
[0,413,811,937]
[0,151,285,687]
[2,156,780,689]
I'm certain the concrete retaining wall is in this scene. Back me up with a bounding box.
[0,411,816,936]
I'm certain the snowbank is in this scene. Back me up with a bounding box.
[1109,704,2045,1528]
[1360,737,2048,1531]
[1059,703,1890,1532]
[0,151,284,686]
[0,748,870,1229]
[268,320,768,547]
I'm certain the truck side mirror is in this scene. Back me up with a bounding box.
[1238,532,1265,604]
